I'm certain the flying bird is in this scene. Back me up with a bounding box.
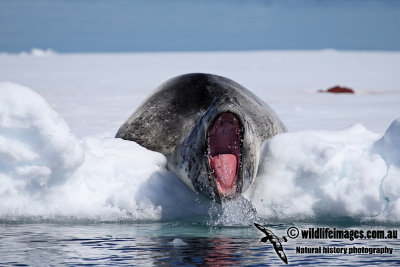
[254,222,288,264]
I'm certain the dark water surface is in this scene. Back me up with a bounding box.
[1,0,400,52]
[1,222,399,266]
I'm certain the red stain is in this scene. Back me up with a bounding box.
[320,86,355,94]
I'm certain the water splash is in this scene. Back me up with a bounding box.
[207,196,257,226]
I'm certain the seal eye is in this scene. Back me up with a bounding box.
[219,120,224,126]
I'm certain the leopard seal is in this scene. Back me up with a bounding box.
[116,73,286,202]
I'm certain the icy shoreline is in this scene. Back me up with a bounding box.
[0,81,399,224]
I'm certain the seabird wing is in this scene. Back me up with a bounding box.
[271,239,288,264]
[254,222,269,235]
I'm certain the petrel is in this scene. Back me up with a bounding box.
[254,222,288,264]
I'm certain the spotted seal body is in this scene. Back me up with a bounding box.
[116,73,286,202]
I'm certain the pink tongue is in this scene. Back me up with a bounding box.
[209,154,237,196]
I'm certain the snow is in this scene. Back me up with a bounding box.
[0,50,400,224]
[247,125,388,219]
[0,82,84,184]
[17,48,56,57]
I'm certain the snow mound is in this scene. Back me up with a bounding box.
[1,82,400,223]
[247,122,400,223]
[373,118,400,166]
[0,82,210,221]
[0,82,84,189]
[372,119,400,221]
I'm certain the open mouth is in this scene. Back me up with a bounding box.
[207,112,242,198]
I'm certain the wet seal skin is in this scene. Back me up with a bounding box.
[116,73,286,202]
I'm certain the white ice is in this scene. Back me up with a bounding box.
[0,50,399,224]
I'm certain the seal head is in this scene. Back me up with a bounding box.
[116,73,286,202]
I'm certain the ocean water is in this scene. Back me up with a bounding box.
[1,222,399,266]
[0,0,400,53]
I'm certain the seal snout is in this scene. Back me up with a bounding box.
[207,112,242,197]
